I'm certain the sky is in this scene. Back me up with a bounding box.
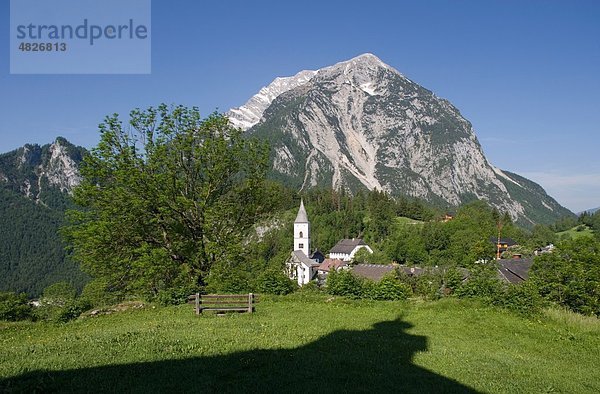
[1,0,599,213]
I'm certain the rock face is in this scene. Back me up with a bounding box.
[231,53,572,225]
[0,137,84,207]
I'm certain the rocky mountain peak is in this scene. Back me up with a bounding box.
[0,137,86,205]
[44,138,82,193]
[232,54,573,226]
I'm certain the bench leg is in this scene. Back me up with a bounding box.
[195,293,201,315]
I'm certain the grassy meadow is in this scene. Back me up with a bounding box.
[1,294,599,393]
[556,225,595,240]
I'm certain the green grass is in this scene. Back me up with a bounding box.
[395,216,424,226]
[1,294,599,393]
[556,225,595,240]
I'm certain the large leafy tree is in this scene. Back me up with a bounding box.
[65,105,269,296]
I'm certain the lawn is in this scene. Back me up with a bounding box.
[556,225,595,240]
[1,294,599,393]
[395,216,424,226]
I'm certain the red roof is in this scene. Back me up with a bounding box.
[318,258,347,272]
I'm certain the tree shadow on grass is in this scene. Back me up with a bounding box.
[1,318,479,393]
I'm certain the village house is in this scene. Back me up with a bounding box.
[489,237,517,253]
[329,238,373,262]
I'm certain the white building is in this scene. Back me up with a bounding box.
[329,238,373,262]
[286,200,320,286]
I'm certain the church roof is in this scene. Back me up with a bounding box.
[292,250,320,267]
[295,199,309,223]
[330,238,367,254]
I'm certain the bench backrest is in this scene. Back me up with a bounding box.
[187,293,257,314]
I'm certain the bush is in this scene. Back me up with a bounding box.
[35,282,90,322]
[368,275,411,300]
[258,268,297,295]
[80,279,123,308]
[455,266,502,301]
[326,269,364,299]
[43,282,77,304]
[297,281,320,293]
[206,263,251,294]
[0,292,33,321]
[414,272,443,300]
[443,267,464,294]
[156,285,199,306]
[493,281,543,315]
[35,298,91,323]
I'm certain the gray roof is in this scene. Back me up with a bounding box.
[397,266,425,277]
[330,238,366,254]
[295,199,308,223]
[497,258,533,284]
[351,264,394,282]
[291,250,320,267]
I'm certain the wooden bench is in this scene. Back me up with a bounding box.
[187,293,256,315]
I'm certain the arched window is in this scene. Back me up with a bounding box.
[299,231,303,238]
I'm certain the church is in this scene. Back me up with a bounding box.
[286,200,372,286]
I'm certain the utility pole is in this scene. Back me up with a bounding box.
[496,220,503,260]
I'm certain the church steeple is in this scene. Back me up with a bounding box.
[294,199,310,256]
[295,199,308,223]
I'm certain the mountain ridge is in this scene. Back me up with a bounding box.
[231,53,573,226]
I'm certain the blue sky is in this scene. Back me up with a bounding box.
[1,0,599,212]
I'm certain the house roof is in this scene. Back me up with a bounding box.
[330,238,367,254]
[351,264,394,282]
[489,237,517,246]
[310,250,325,263]
[397,266,425,277]
[295,199,308,223]
[497,258,533,284]
[291,250,320,267]
[318,258,347,272]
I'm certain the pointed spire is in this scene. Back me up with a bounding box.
[295,199,308,223]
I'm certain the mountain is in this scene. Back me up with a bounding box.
[230,53,572,226]
[578,207,600,215]
[0,137,88,296]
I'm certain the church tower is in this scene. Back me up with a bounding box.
[294,199,310,256]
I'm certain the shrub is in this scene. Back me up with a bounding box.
[80,279,123,308]
[35,282,90,322]
[297,281,320,293]
[156,285,199,306]
[455,266,502,301]
[54,299,91,323]
[443,267,464,294]
[258,268,297,295]
[0,292,33,321]
[368,275,411,300]
[206,263,251,294]
[493,281,543,315]
[414,272,443,300]
[326,269,364,299]
[43,282,77,304]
